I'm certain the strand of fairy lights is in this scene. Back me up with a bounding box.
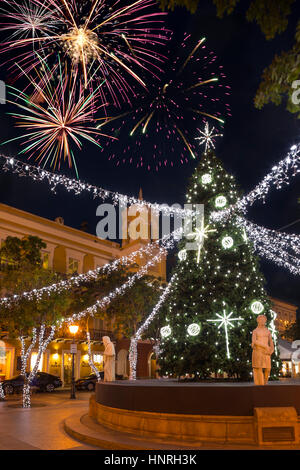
[211,144,300,223]
[0,229,180,308]
[129,273,178,380]
[2,142,299,223]
[239,217,300,257]
[0,155,199,218]
[22,325,56,407]
[236,217,300,275]
[60,233,178,325]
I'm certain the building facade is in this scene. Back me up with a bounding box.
[0,200,165,384]
[0,202,299,383]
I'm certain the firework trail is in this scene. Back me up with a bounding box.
[2,55,114,174]
[98,34,231,171]
[0,0,171,107]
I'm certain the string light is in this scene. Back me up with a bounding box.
[0,229,182,308]
[62,234,178,325]
[211,143,300,223]
[129,273,177,380]
[0,154,198,218]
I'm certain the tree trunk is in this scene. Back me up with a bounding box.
[20,329,37,408]
[22,325,56,408]
[0,381,5,401]
[129,337,137,380]
[86,319,101,382]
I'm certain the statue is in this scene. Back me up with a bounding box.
[102,336,115,382]
[251,314,274,385]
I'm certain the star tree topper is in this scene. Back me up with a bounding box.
[195,122,223,153]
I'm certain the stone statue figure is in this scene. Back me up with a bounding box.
[251,314,274,385]
[102,336,115,382]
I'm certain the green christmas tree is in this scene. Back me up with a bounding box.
[158,150,281,381]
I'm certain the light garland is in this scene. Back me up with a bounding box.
[0,229,181,308]
[237,217,300,276]
[0,154,199,218]
[129,273,177,380]
[211,144,300,223]
[22,325,56,408]
[207,308,243,359]
[62,234,178,325]
[270,310,279,356]
[86,331,101,382]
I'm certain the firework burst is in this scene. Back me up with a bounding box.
[2,56,114,174]
[0,0,60,41]
[98,34,231,171]
[0,0,171,106]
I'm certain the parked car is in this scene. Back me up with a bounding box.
[75,372,124,391]
[2,372,62,394]
[75,373,103,391]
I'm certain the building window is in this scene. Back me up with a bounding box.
[42,252,50,269]
[93,354,103,364]
[30,352,43,372]
[68,257,79,274]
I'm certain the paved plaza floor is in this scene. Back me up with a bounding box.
[0,390,100,450]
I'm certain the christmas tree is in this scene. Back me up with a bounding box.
[158,150,280,381]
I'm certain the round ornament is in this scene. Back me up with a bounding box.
[178,249,187,261]
[160,325,172,338]
[222,236,234,249]
[250,301,264,314]
[201,173,212,185]
[215,195,227,208]
[187,323,201,336]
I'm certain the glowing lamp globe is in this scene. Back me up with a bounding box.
[69,325,79,335]
[187,323,201,336]
[215,195,227,208]
[250,301,264,315]
[160,326,171,338]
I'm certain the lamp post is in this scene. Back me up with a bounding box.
[69,324,79,399]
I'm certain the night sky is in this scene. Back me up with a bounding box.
[0,1,299,310]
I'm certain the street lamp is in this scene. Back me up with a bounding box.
[68,324,79,399]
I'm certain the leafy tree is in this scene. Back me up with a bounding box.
[282,319,300,341]
[0,236,72,407]
[160,0,300,116]
[158,150,281,381]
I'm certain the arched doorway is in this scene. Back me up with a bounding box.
[148,352,157,378]
[116,349,128,378]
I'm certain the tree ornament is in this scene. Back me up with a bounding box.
[195,122,223,153]
[187,323,201,336]
[215,195,227,208]
[250,300,264,314]
[221,236,234,249]
[178,249,187,261]
[207,309,243,359]
[201,173,212,185]
[160,326,172,338]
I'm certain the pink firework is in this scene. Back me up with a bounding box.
[98,34,232,171]
[2,56,114,174]
[0,0,171,107]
